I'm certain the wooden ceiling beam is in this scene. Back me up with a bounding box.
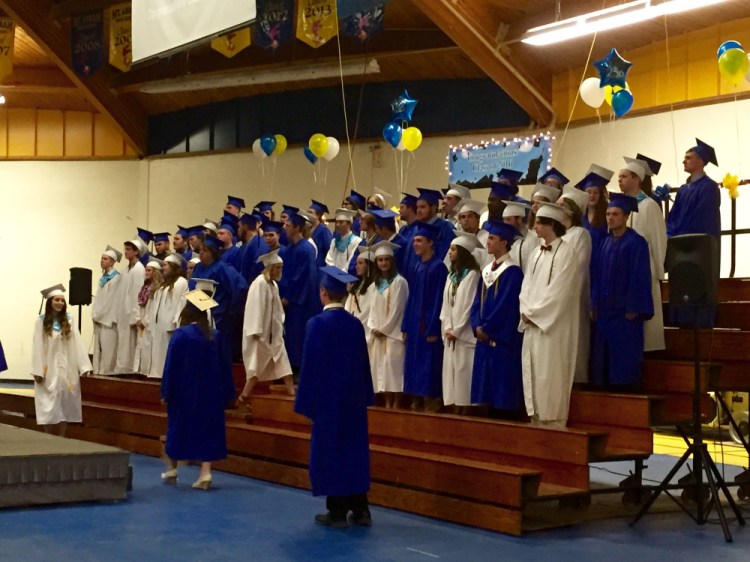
[49,0,123,21]
[0,67,78,93]
[0,0,147,155]
[411,0,555,127]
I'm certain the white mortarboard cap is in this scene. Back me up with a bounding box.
[184,289,218,312]
[373,186,392,202]
[446,183,471,199]
[188,257,200,265]
[458,199,485,216]
[531,183,561,202]
[202,219,218,232]
[502,201,531,218]
[257,249,283,267]
[536,202,571,224]
[104,245,123,262]
[370,240,400,258]
[191,278,219,293]
[41,284,66,299]
[622,157,650,182]
[334,208,356,222]
[561,187,589,214]
[586,163,615,181]
[146,258,164,270]
[451,232,481,252]
[165,253,187,269]
[127,238,149,256]
[357,246,376,262]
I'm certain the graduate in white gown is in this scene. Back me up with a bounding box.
[519,203,582,427]
[32,284,92,436]
[619,155,667,351]
[240,249,295,403]
[439,233,481,411]
[345,248,377,341]
[133,259,163,375]
[325,208,362,275]
[92,245,122,375]
[148,253,189,379]
[503,201,538,273]
[458,199,491,268]
[367,241,409,407]
[115,238,147,374]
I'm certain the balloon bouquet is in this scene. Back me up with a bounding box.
[252,133,287,199]
[579,48,635,117]
[716,40,749,86]
[303,133,341,187]
[382,89,423,193]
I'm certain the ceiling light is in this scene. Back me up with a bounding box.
[522,0,729,46]
[139,58,380,94]
[0,95,5,104]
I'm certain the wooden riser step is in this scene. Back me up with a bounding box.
[656,328,750,364]
[660,278,750,303]
[662,302,750,331]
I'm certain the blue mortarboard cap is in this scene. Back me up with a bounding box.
[202,236,223,250]
[218,222,236,235]
[186,225,204,238]
[287,213,306,227]
[281,204,299,216]
[575,172,610,190]
[400,193,418,208]
[371,208,398,227]
[691,138,718,167]
[222,210,239,224]
[319,265,357,294]
[256,201,275,212]
[137,227,154,244]
[416,188,443,206]
[412,221,440,241]
[347,190,366,209]
[239,213,260,227]
[176,225,189,237]
[310,199,329,215]
[635,153,662,175]
[497,168,524,187]
[226,195,245,209]
[153,232,170,243]
[262,220,283,234]
[539,167,569,186]
[490,181,517,199]
[482,220,519,242]
[608,193,639,214]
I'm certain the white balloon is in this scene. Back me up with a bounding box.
[396,139,406,151]
[252,138,267,160]
[323,137,340,161]
[579,77,606,108]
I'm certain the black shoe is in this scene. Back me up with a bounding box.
[314,512,348,528]
[349,509,372,526]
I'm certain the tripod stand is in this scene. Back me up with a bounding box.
[630,306,745,542]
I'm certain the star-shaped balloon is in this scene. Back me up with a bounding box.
[593,48,633,88]
[391,89,418,122]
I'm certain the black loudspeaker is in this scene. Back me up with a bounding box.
[665,234,719,326]
[69,267,93,306]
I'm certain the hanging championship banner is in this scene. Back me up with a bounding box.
[255,0,294,51]
[0,18,15,82]
[211,27,251,58]
[107,3,131,72]
[296,0,337,49]
[71,10,104,77]
[343,4,384,42]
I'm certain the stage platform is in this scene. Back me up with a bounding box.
[0,424,130,509]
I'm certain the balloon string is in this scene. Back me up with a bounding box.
[335,20,356,193]
[271,155,277,196]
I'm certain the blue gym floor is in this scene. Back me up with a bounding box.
[0,454,748,561]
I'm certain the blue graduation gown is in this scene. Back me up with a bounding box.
[278,239,320,368]
[591,228,654,387]
[352,215,362,237]
[430,217,457,262]
[190,260,248,334]
[0,340,7,372]
[177,248,193,261]
[139,251,152,267]
[583,213,608,280]
[294,307,374,497]
[238,235,269,284]
[398,223,417,281]
[220,245,241,270]
[470,264,524,410]
[666,174,721,239]
[402,255,447,397]
[311,224,333,269]
[161,325,235,461]
[389,232,409,276]
[279,230,289,247]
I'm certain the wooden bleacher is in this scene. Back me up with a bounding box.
[0,277,747,535]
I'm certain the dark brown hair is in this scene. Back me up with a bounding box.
[450,245,480,275]
[373,255,398,285]
[535,216,566,237]
[179,303,212,340]
[43,299,71,338]
[350,257,377,296]
[161,261,186,292]
[588,186,608,229]
[559,198,582,227]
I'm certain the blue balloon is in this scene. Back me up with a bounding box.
[390,89,418,122]
[593,48,633,88]
[717,40,744,60]
[260,135,277,156]
[304,146,318,164]
[382,121,402,148]
[611,89,634,117]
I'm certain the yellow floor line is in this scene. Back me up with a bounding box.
[654,432,748,467]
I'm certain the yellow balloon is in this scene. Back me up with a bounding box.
[604,82,629,106]
[308,133,329,159]
[273,134,287,155]
[401,127,423,152]
[718,48,749,85]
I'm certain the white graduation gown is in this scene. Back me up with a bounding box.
[242,275,292,382]
[629,196,666,351]
[345,283,375,341]
[510,228,540,274]
[439,269,479,406]
[367,275,409,392]
[91,272,121,375]
[561,226,592,384]
[133,292,156,375]
[114,261,145,374]
[147,277,189,379]
[325,234,363,272]
[519,238,582,425]
[31,316,91,425]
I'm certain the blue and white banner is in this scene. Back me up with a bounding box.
[448,138,552,190]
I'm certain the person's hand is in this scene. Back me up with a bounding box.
[426,336,438,343]
[281,298,289,307]
[475,326,489,342]
[521,314,530,324]
[238,393,251,405]
[33,375,44,384]
[445,329,457,343]
[373,330,385,338]
[252,334,260,340]
[402,332,407,343]
[625,312,637,321]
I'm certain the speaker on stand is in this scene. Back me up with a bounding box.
[69,267,92,333]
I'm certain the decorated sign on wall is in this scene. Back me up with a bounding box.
[0,17,14,82]
[211,27,251,58]
[107,3,131,72]
[296,0,337,48]
[71,10,104,77]
[255,0,294,50]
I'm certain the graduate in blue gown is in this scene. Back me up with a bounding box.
[237,213,269,283]
[413,188,456,263]
[470,221,525,416]
[344,190,367,236]
[217,222,241,269]
[402,222,448,410]
[666,138,721,240]
[397,193,419,281]
[160,291,235,489]
[371,208,408,273]
[174,226,193,261]
[591,194,653,389]
[278,204,298,247]
[308,200,333,270]
[294,266,375,527]
[278,213,320,370]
